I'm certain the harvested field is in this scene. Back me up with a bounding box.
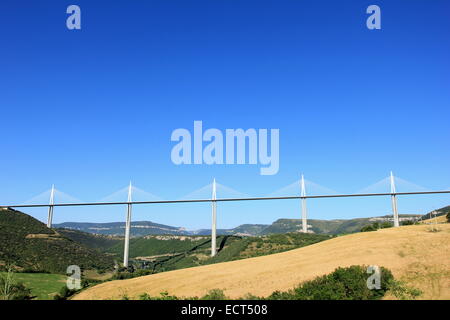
[74,224,450,300]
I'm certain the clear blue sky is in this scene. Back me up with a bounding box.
[1,1,449,229]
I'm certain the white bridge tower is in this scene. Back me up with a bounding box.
[123,181,133,268]
[301,174,308,233]
[390,172,400,227]
[47,185,55,228]
[211,178,217,257]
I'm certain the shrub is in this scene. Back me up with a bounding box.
[139,293,151,300]
[238,293,263,300]
[0,271,33,300]
[388,280,422,300]
[361,224,377,232]
[361,222,392,232]
[139,291,179,300]
[111,268,153,280]
[447,212,450,223]
[139,289,229,300]
[201,289,228,300]
[53,285,78,300]
[380,222,393,229]
[268,265,393,300]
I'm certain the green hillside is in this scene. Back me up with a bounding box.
[107,235,212,258]
[230,224,268,235]
[208,233,333,263]
[260,218,369,234]
[0,208,115,274]
[261,215,421,235]
[117,233,333,274]
[56,228,121,251]
[420,205,450,220]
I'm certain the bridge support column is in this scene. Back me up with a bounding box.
[123,182,133,268]
[211,178,217,257]
[47,185,55,228]
[301,174,308,233]
[390,172,400,227]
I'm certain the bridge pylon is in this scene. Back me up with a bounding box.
[211,178,217,257]
[123,181,133,268]
[301,174,308,233]
[47,185,55,228]
[390,172,400,227]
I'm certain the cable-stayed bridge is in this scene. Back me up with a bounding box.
[1,172,449,267]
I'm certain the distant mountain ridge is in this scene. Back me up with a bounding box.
[54,221,188,237]
[54,213,425,237]
[54,221,269,237]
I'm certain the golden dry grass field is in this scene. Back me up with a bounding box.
[74,224,450,300]
[420,215,448,224]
